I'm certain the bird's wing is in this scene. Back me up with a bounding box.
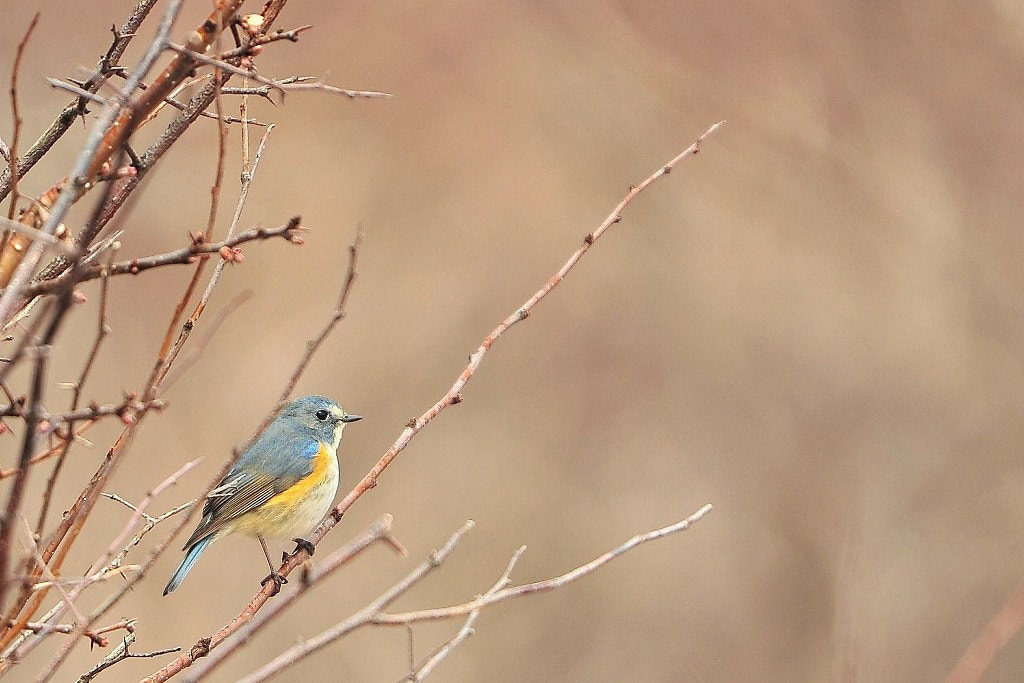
[181,454,312,549]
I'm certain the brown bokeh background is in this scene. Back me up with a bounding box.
[3,1,1024,680]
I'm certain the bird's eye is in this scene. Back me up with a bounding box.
[315,409,330,421]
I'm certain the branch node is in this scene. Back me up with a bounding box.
[189,636,212,660]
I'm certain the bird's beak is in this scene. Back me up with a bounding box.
[341,414,362,423]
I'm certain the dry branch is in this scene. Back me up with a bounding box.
[139,121,723,681]
[237,505,713,683]
[0,0,160,203]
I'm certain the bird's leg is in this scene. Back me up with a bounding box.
[292,537,316,557]
[257,534,287,595]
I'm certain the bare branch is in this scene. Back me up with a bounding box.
[13,461,200,678]
[177,515,401,682]
[237,506,712,683]
[404,546,526,681]
[0,0,188,323]
[217,25,314,60]
[273,78,394,100]
[228,521,476,683]
[2,617,130,649]
[44,78,108,105]
[76,631,180,683]
[375,505,714,625]
[0,396,164,422]
[166,43,392,100]
[138,122,723,682]
[4,11,40,225]
[0,0,161,202]
[0,215,75,252]
[25,218,302,297]
[35,246,117,538]
[0,422,97,481]
[274,224,363,408]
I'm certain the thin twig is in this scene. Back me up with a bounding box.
[0,216,76,252]
[0,396,162,423]
[106,499,194,572]
[216,25,314,60]
[1,617,129,648]
[178,515,401,682]
[273,79,394,100]
[34,246,117,539]
[375,505,714,625]
[4,11,40,227]
[17,460,201,680]
[0,422,97,481]
[240,506,712,683]
[273,224,363,408]
[150,125,276,392]
[18,517,87,640]
[0,0,187,327]
[165,44,393,100]
[220,75,313,98]
[139,122,723,682]
[76,632,180,683]
[226,521,476,683]
[44,78,108,105]
[0,0,160,202]
[404,546,526,681]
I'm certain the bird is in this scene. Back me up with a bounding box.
[163,395,361,595]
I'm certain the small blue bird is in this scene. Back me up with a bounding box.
[163,395,361,595]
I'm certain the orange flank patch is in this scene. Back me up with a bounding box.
[266,441,332,510]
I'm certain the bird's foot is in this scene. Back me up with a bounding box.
[260,570,288,596]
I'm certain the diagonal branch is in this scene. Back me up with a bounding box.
[139,121,724,682]
[0,0,190,315]
[239,506,713,683]
[403,546,527,682]
[0,0,161,203]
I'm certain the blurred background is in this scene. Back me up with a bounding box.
[2,1,1024,680]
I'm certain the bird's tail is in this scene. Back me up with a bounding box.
[163,536,213,595]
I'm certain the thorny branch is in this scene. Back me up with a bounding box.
[0,0,160,202]
[166,43,393,101]
[24,214,305,298]
[0,0,190,320]
[0,396,164,423]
